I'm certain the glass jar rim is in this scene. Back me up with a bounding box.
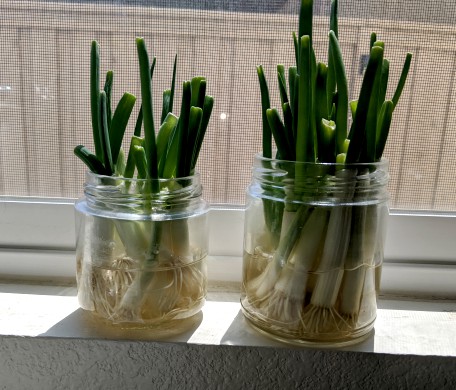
[84,170,202,184]
[254,153,388,169]
[80,170,207,219]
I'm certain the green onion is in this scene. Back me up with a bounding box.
[249,0,412,336]
[75,37,214,323]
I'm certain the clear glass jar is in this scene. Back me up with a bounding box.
[75,172,208,329]
[241,155,389,347]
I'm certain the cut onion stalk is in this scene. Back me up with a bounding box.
[301,168,356,333]
[266,206,329,327]
[248,206,311,305]
[338,173,379,328]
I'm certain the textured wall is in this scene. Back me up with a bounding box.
[1,335,456,389]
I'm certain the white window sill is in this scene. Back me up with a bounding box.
[1,277,455,388]
[1,279,455,355]
[1,280,456,356]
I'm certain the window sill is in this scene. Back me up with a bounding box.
[1,279,455,388]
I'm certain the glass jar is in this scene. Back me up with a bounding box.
[241,155,389,346]
[75,172,208,328]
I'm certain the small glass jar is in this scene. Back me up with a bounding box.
[75,172,208,328]
[241,155,389,346]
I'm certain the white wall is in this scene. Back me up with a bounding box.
[1,335,456,389]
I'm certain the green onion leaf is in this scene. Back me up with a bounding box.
[282,102,295,157]
[74,145,107,175]
[98,91,113,175]
[288,67,298,138]
[346,45,383,163]
[329,30,349,156]
[266,108,293,161]
[160,56,178,124]
[364,44,384,162]
[103,70,113,131]
[191,95,214,171]
[134,108,143,137]
[373,40,384,49]
[160,89,172,125]
[185,106,204,176]
[330,0,338,38]
[377,59,390,113]
[315,62,328,124]
[150,56,157,78]
[319,119,336,163]
[375,100,394,160]
[277,65,289,105]
[131,57,155,138]
[90,40,102,160]
[169,54,177,113]
[136,37,158,187]
[177,80,192,177]
[369,32,377,49]
[392,52,412,108]
[161,125,180,179]
[157,112,179,164]
[257,65,272,158]
[109,92,136,165]
[299,0,313,43]
[124,136,145,179]
[327,0,338,112]
[123,108,143,180]
[190,76,207,109]
[132,145,148,180]
[296,35,315,163]
[336,152,346,165]
[115,148,126,176]
[350,100,358,119]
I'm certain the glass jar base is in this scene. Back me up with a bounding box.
[241,301,375,348]
[83,301,205,336]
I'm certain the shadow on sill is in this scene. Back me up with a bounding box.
[38,304,377,353]
[39,308,204,342]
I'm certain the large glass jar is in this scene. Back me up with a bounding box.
[241,155,389,346]
[75,172,208,328]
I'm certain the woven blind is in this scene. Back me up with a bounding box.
[0,0,455,211]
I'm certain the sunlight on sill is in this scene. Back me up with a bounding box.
[0,281,455,357]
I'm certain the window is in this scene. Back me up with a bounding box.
[0,0,455,296]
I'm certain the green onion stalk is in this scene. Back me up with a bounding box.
[75,38,213,323]
[245,0,411,336]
